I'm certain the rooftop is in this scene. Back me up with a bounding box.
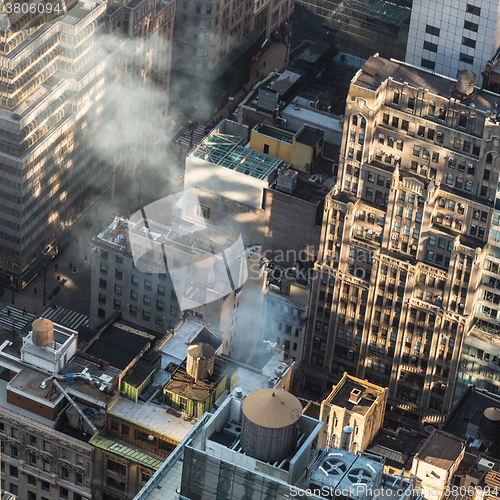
[191,132,282,180]
[443,385,500,457]
[368,428,425,470]
[282,103,344,133]
[416,431,466,470]
[326,374,384,416]
[295,126,324,147]
[164,356,233,402]
[253,123,294,144]
[160,319,222,363]
[108,397,198,443]
[353,55,500,114]
[90,434,164,470]
[85,322,156,371]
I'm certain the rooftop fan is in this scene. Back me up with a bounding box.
[348,468,373,484]
[322,458,348,475]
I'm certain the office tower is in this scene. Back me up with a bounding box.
[105,0,175,97]
[301,54,500,423]
[289,0,412,90]
[406,0,500,79]
[172,0,253,71]
[0,1,121,290]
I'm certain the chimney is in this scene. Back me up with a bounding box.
[348,388,362,404]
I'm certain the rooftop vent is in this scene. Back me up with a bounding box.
[348,388,362,404]
[457,69,476,95]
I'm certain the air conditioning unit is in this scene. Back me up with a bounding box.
[375,232,380,237]
[148,435,155,441]
[460,303,465,308]
[459,204,465,208]
[411,245,417,250]
[437,296,442,300]
[422,166,427,170]
[445,215,451,219]
[441,198,446,202]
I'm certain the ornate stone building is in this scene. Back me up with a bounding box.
[301,55,500,424]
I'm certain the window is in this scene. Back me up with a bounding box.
[383,113,389,125]
[402,120,409,132]
[10,465,18,478]
[129,305,137,316]
[425,24,440,36]
[423,41,438,53]
[143,295,151,306]
[43,459,50,472]
[170,305,178,316]
[413,145,421,157]
[42,481,50,492]
[62,467,69,479]
[100,263,107,274]
[196,205,210,219]
[446,174,453,185]
[392,116,399,127]
[114,284,122,295]
[28,475,36,486]
[466,4,481,15]
[393,92,399,105]
[142,310,150,321]
[462,37,476,49]
[460,53,474,64]
[11,446,17,458]
[421,58,436,70]
[432,152,439,163]
[116,255,123,265]
[131,275,139,286]
[130,290,138,301]
[99,278,107,289]
[115,269,123,280]
[144,279,152,291]
[486,153,493,164]
[76,473,83,486]
[464,20,478,31]
[407,96,415,111]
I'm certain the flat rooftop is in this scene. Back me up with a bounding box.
[191,132,282,180]
[90,434,164,470]
[160,320,221,363]
[326,377,383,416]
[254,123,294,144]
[283,103,344,133]
[295,127,323,147]
[353,55,500,114]
[443,386,500,454]
[85,322,156,371]
[417,431,465,470]
[108,397,197,443]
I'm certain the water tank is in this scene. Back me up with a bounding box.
[32,318,54,348]
[186,343,215,381]
[191,253,215,286]
[481,407,500,441]
[241,389,302,462]
[457,69,476,95]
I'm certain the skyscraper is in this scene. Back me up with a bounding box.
[405,0,500,78]
[0,1,121,290]
[301,55,500,424]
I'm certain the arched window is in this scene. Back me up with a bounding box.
[352,115,358,126]
[361,117,366,129]
[486,153,493,164]
[459,113,467,128]
[428,101,436,116]
[438,106,446,120]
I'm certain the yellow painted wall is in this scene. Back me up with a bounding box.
[250,129,292,163]
[291,139,314,173]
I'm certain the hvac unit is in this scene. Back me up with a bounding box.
[223,421,242,440]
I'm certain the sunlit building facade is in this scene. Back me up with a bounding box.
[301,55,500,425]
[0,1,123,289]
